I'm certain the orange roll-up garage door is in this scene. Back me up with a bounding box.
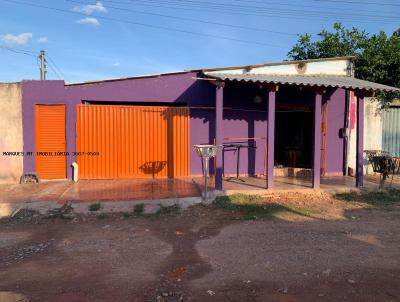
[76,105,190,179]
[35,105,67,179]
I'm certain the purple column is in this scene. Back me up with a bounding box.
[356,94,364,187]
[312,92,322,188]
[267,89,276,189]
[215,84,224,190]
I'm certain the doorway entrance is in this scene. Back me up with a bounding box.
[275,111,313,169]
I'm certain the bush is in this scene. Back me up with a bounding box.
[89,203,102,212]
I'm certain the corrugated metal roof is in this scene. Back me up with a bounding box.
[204,73,400,93]
[66,56,355,86]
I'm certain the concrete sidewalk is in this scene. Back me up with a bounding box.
[0,178,203,217]
[0,178,202,204]
[1,175,398,218]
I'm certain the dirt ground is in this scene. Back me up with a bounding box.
[0,192,399,302]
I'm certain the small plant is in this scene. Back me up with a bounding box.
[335,189,400,207]
[89,203,102,212]
[133,203,144,216]
[156,204,181,216]
[213,194,320,220]
[122,212,132,218]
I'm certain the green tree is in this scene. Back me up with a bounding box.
[288,23,400,105]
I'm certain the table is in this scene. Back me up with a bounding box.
[223,143,257,181]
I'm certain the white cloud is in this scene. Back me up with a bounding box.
[37,36,48,43]
[0,33,32,45]
[76,17,100,26]
[73,2,107,14]
[112,62,121,67]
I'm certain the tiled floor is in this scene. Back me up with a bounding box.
[1,174,399,204]
[0,178,202,204]
[184,174,399,194]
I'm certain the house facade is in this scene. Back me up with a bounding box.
[1,57,398,188]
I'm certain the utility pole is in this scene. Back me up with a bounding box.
[39,50,46,80]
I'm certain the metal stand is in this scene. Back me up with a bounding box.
[203,157,209,199]
[223,143,257,181]
[193,145,220,201]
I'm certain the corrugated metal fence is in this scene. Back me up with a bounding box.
[76,105,189,179]
[382,107,400,157]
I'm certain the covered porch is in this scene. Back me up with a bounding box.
[1,174,400,205]
[204,71,399,191]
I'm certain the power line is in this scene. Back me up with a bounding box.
[47,54,66,79]
[311,0,400,7]
[46,60,62,80]
[1,0,287,48]
[0,45,36,57]
[84,0,400,32]
[233,0,399,14]
[117,0,399,21]
[0,45,65,80]
[99,0,400,24]
[67,0,297,36]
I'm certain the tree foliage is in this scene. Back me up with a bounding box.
[288,23,400,105]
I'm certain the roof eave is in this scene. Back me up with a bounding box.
[204,74,400,93]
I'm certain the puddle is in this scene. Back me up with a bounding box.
[0,292,29,302]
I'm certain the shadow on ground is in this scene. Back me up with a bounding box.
[0,190,399,301]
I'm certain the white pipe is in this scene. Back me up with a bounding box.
[72,162,79,182]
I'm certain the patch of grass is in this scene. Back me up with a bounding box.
[122,212,132,218]
[214,194,263,210]
[285,205,321,217]
[213,194,320,220]
[335,189,400,207]
[156,204,181,216]
[122,204,145,218]
[133,203,144,216]
[88,203,102,212]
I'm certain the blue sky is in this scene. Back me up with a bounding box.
[0,0,399,83]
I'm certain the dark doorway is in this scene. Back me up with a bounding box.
[275,111,312,168]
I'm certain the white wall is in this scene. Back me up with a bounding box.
[207,58,351,76]
[348,97,383,175]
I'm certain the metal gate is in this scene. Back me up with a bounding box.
[383,107,400,157]
[35,105,67,179]
[76,105,190,179]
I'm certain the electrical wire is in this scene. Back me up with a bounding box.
[0,45,66,80]
[311,0,400,7]
[1,0,289,48]
[67,0,297,36]
[46,59,63,80]
[232,0,399,14]
[47,54,66,79]
[115,0,398,22]
[0,45,37,57]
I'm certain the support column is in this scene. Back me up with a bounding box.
[215,82,224,191]
[267,89,276,189]
[312,92,323,188]
[356,94,364,188]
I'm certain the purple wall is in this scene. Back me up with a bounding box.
[21,80,66,174]
[21,73,345,179]
[325,88,346,174]
[189,108,268,176]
